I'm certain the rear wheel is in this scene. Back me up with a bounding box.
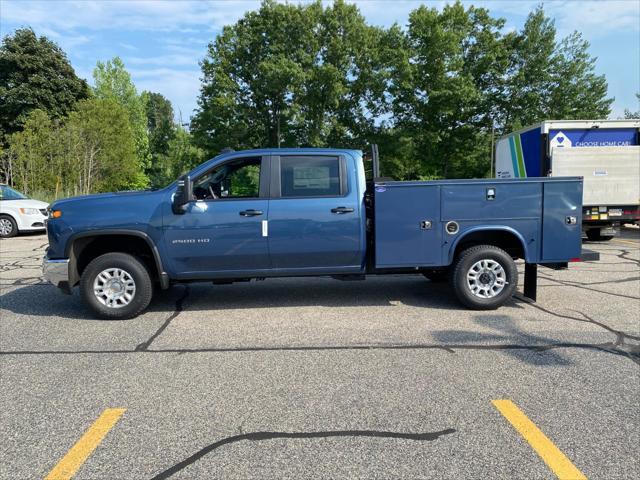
[586,228,613,241]
[451,245,517,310]
[0,215,18,238]
[80,252,153,319]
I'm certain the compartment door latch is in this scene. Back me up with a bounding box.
[565,216,577,225]
[420,220,432,230]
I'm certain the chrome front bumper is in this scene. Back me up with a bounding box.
[42,257,70,292]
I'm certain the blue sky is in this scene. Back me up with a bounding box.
[1,0,639,122]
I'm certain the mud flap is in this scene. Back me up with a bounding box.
[523,263,537,302]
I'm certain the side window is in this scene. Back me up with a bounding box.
[280,156,341,197]
[193,157,261,200]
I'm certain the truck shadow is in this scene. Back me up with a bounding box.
[1,275,486,319]
[433,315,576,366]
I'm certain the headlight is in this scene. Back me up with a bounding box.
[19,208,39,215]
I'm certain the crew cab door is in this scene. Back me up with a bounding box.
[163,155,271,278]
[267,154,362,273]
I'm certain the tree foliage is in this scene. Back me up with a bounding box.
[193,1,613,179]
[0,1,622,199]
[93,57,151,184]
[191,0,390,154]
[142,91,177,187]
[3,99,145,198]
[148,127,205,187]
[0,28,90,138]
[503,7,612,129]
[387,2,512,178]
[624,93,640,119]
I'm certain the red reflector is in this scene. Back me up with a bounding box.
[569,257,582,262]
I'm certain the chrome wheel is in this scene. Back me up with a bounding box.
[0,218,14,236]
[466,259,507,299]
[93,268,136,308]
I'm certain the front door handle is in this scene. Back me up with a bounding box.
[239,209,263,217]
[331,207,354,214]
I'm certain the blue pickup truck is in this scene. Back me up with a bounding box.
[43,147,595,319]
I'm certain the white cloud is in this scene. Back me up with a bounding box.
[1,0,259,33]
[350,0,640,38]
[471,0,639,38]
[126,53,202,68]
[129,68,202,121]
[119,43,138,51]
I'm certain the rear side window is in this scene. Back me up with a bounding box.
[280,156,341,197]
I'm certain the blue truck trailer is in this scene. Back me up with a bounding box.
[43,147,597,319]
[495,120,640,240]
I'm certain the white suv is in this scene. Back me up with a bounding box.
[0,185,49,238]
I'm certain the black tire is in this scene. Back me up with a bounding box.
[586,228,613,241]
[0,214,18,238]
[586,229,601,241]
[80,252,153,319]
[451,244,518,310]
[423,269,449,283]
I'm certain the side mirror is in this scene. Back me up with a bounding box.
[172,175,193,214]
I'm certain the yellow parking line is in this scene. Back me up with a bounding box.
[612,239,640,247]
[492,400,586,480]
[45,408,126,480]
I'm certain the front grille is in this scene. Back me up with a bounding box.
[39,209,47,216]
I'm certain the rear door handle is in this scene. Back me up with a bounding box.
[239,209,263,217]
[331,207,354,214]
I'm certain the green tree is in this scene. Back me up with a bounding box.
[93,57,150,185]
[503,6,612,129]
[0,28,90,138]
[161,127,205,183]
[388,2,509,178]
[5,100,146,198]
[4,109,61,195]
[142,91,177,187]
[191,0,388,156]
[624,93,640,119]
[65,98,147,192]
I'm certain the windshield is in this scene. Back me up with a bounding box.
[0,185,28,200]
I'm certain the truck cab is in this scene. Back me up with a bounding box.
[43,147,595,319]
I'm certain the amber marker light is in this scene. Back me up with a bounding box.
[50,210,62,219]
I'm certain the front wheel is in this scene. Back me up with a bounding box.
[451,245,518,310]
[0,215,18,238]
[80,252,153,319]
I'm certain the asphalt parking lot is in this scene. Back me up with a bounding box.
[1,230,639,479]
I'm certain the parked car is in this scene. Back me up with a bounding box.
[43,146,598,319]
[0,185,49,238]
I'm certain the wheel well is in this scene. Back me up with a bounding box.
[452,230,525,262]
[70,235,159,284]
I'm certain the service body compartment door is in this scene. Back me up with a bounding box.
[541,180,583,262]
[374,184,441,268]
[441,182,542,220]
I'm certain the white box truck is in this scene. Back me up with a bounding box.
[495,120,640,240]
